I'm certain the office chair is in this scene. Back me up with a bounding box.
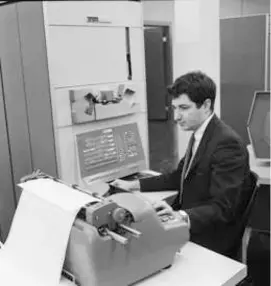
[228,170,260,262]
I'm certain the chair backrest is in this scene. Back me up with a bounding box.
[240,170,259,229]
[228,170,259,259]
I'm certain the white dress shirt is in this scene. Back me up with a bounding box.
[185,112,215,177]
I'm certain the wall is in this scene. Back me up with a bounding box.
[220,0,270,18]
[143,0,220,158]
[143,1,174,22]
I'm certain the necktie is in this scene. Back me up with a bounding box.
[179,133,195,205]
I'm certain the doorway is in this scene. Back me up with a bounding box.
[144,25,178,173]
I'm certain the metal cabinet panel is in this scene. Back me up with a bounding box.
[0,3,24,240]
[0,61,16,241]
[17,2,57,177]
[46,26,128,87]
[0,2,58,240]
[221,15,268,144]
[44,1,142,27]
[130,28,146,81]
[0,4,32,202]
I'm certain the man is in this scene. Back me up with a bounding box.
[111,71,251,257]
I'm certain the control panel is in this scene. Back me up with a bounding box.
[69,83,140,124]
[76,123,146,183]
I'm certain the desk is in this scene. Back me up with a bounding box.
[134,242,246,286]
[59,242,247,286]
[247,145,270,185]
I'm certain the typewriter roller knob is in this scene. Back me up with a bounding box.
[112,207,126,224]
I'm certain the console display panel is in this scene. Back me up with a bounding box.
[76,123,146,182]
[247,91,270,161]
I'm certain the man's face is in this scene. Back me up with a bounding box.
[172,93,209,131]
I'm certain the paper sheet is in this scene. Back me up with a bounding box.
[0,178,99,286]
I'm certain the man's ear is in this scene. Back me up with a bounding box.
[203,99,211,111]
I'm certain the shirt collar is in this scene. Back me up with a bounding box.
[194,112,214,142]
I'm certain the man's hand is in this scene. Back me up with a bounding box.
[152,200,175,216]
[151,201,190,226]
[109,179,141,192]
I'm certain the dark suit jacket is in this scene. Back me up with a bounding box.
[140,115,251,256]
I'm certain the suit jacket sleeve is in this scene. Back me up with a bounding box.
[185,138,249,234]
[139,158,185,192]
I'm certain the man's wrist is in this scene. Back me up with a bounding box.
[132,180,140,191]
[178,210,190,229]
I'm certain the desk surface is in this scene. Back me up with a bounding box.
[59,242,246,286]
[247,145,270,185]
[134,242,246,286]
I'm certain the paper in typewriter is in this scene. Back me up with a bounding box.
[0,178,99,286]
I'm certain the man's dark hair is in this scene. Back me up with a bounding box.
[167,71,216,111]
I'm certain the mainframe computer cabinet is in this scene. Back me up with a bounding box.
[0,1,148,240]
